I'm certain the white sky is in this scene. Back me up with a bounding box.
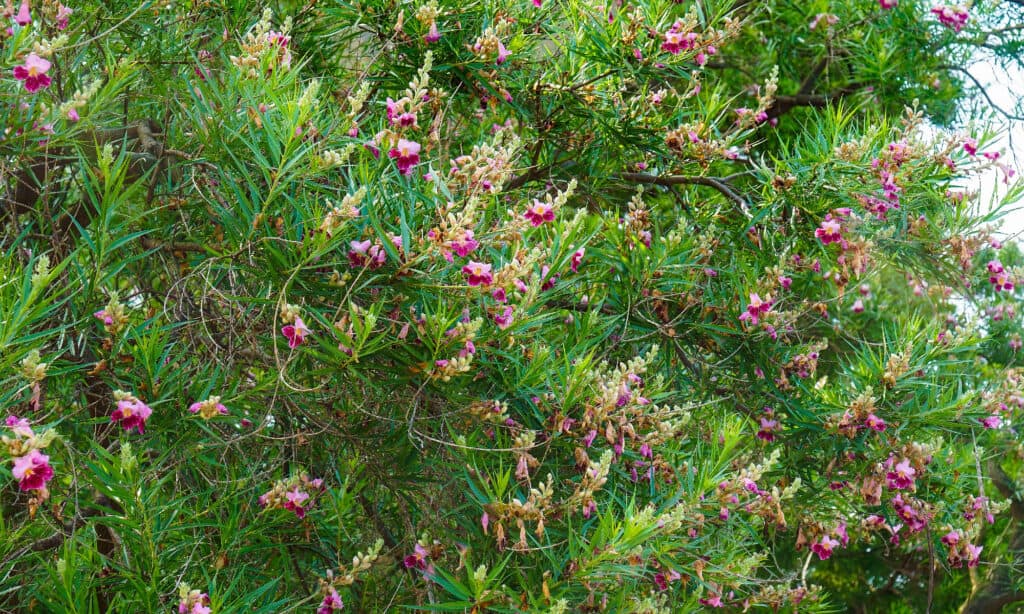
[968,62,1024,237]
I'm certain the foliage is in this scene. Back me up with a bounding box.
[2,0,1024,612]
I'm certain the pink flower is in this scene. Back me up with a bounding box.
[965,543,982,567]
[756,417,779,442]
[424,21,440,43]
[865,413,886,431]
[448,230,479,258]
[283,488,310,518]
[987,260,1014,291]
[494,306,514,329]
[13,53,51,93]
[738,293,772,325]
[111,396,153,434]
[811,535,839,560]
[852,299,865,313]
[403,543,430,570]
[282,316,312,348]
[963,137,978,156]
[661,19,699,55]
[815,215,842,244]
[55,3,72,29]
[11,449,53,491]
[886,459,916,490]
[462,261,493,286]
[570,248,585,272]
[524,200,554,226]
[6,415,34,438]
[14,0,30,25]
[698,592,723,607]
[941,530,960,547]
[317,588,344,614]
[388,139,421,176]
[496,41,510,65]
[981,415,1002,429]
[189,397,229,419]
[878,0,897,8]
[931,5,969,32]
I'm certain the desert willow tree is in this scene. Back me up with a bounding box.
[2,0,1024,612]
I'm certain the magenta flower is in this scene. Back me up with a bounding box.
[494,306,514,329]
[388,139,421,176]
[282,316,312,348]
[963,137,978,156]
[756,417,779,442]
[13,53,51,93]
[738,293,772,326]
[11,449,54,491]
[661,20,699,55]
[283,488,310,518]
[815,215,842,245]
[931,5,969,32]
[965,543,982,567]
[14,0,30,25]
[941,530,960,547]
[886,459,916,490]
[424,21,440,43]
[495,41,509,65]
[55,3,72,29]
[450,230,479,257]
[865,413,886,432]
[524,200,554,226]
[981,415,1002,429]
[111,395,153,434]
[6,415,34,438]
[811,535,839,560]
[852,299,865,313]
[317,588,344,614]
[878,0,897,8]
[462,261,493,286]
[189,396,228,419]
[403,543,430,570]
[570,248,585,272]
[987,260,1014,291]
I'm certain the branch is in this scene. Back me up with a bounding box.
[766,83,869,120]
[619,172,751,216]
[139,237,206,253]
[946,65,1024,121]
[987,459,1024,519]
[2,495,118,565]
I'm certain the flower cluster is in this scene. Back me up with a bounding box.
[177,586,211,614]
[229,9,293,76]
[986,260,1014,292]
[931,5,969,32]
[280,303,312,349]
[258,472,324,519]
[94,294,130,335]
[189,396,228,420]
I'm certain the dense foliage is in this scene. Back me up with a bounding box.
[2,0,1024,611]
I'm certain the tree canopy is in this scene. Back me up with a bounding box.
[2,0,1024,612]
